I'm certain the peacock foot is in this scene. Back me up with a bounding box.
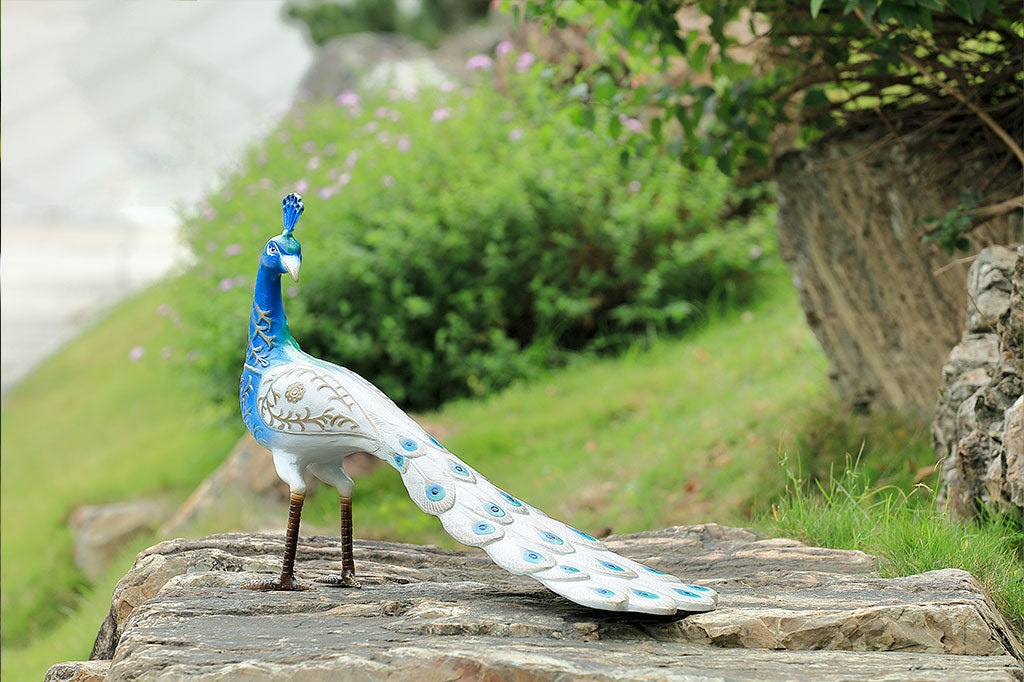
[240,575,313,591]
[315,572,361,588]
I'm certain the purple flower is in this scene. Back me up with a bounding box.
[324,142,338,156]
[496,40,514,56]
[335,90,360,108]
[749,245,764,260]
[432,108,452,122]
[319,186,337,200]
[389,109,401,122]
[128,346,145,362]
[157,304,172,317]
[161,346,173,359]
[377,131,392,145]
[201,206,217,221]
[344,151,360,170]
[509,128,523,142]
[339,172,352,186]
[186,350,199,363]
[515,52,536,73]
[619,113,643,133]
[364,121,379,134]
[286,286,300,299]
[381,175,395,187]
[223,243,243,257]
[397,135,411,153]
[307,156,321,170]
[466,54,494,71]
[295,178,309,194]
[259,178,273,190]
[376,106,390,119]
[218,278,235,292]
[277,130,290,143]
[440,81,456,93]
[628,180,642,193]
[302,140,316,154]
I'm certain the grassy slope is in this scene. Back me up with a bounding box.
[0,279,240,648]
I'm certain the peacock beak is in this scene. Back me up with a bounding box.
[281,255,301,282]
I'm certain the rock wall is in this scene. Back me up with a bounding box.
[776,127,1021,413]
[934,246,1023,518]
[48,526,1023,680]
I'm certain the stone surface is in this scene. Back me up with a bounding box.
[80,526,1022,680]
[934,246,1023,518]
[68,499,172,582]
[44,660,109,682]
[775,130,1021,413]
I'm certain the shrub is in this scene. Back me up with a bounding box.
[181,62,774,410]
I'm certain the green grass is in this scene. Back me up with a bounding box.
[2,263,1007,681]
[0,278,240,648]
[759,459,1024,635]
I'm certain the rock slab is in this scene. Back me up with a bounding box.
[55,525,1023,680]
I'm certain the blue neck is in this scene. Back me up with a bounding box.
[245,264,298,371]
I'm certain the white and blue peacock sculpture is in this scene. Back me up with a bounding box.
[237,193,718,615]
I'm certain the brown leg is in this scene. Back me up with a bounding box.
[242,492,312,591]
[315,494,361,587]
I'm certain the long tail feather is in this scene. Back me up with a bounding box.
[383,429,718,615]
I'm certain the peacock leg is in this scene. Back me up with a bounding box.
[241,491,312,591]
[309,461,361,587]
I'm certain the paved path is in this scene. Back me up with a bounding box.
[1,0,313,396]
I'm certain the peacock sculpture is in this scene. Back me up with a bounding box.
[237,193,718,615]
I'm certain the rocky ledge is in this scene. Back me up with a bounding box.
[49,525,1022,681]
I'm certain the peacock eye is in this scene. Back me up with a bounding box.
[267,243,278,255]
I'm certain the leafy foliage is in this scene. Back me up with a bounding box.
[512,0,1022,175]
[181,70,774,410]
[286,0,491,48]
[920,190,982,254]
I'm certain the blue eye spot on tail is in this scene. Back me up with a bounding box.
[593,587,615,597]
[686,584,709,592]
[523,550,545,564]
[473,522,495,535]
[571,528,598,542]
[600,561,625,572]
[632,589,658,599]
[425,484,446,501]
[674,588,700,598]
[448,462,470,476]
[643,566,668,575]
[429,436,447,450]
[485,502,506,518]
[540,531,564,545]
[392,454,404,468]
[498,491,523,507]
[401,439,418,451]
[560,565,580,574]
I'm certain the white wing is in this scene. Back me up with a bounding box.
[377,431,718,615]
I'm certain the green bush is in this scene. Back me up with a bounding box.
[181,63,774,410]
[285,0,491,48]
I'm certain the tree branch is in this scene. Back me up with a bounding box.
[855,8,1024,165]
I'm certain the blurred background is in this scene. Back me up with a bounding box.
[1,0,1020,678]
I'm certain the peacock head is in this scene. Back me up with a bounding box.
[262,193,303,281]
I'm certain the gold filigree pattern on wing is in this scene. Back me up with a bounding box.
[257,366,378,439]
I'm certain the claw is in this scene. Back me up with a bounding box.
[315,572,361,588]
[241,575,313,591]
